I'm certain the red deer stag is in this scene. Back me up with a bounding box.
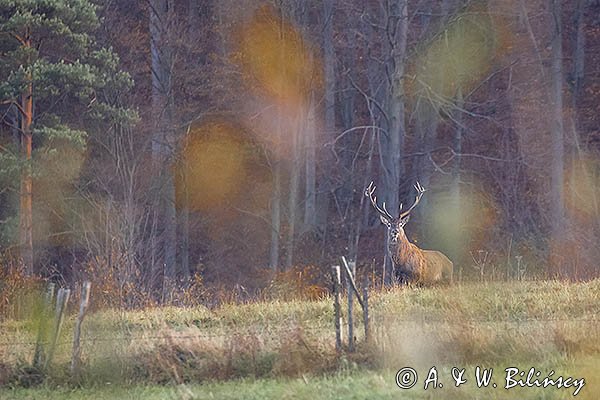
[365,181,453,285]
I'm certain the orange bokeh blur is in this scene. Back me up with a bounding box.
[176,120,250,213]
[234,5,322,108]
[565,155,600,220]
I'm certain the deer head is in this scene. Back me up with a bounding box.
[365,181,426,243]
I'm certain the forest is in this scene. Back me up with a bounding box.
[1,0,600,303]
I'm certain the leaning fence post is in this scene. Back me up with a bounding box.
[71,281,91,375]
[45,288,70,369]
[362,274,370,342]
[33,282,55,369]
[341,256,364,309]
[331,265,343,352]
[346,260,356,352]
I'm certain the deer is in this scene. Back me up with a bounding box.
[365,181,453,285]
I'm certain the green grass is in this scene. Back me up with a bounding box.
[0,279,598,398]
[1,358,598,400]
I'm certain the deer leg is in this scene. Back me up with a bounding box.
[394,268,414,286]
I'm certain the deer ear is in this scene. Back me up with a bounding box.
[379,215,391,227]
[401,215,410,225]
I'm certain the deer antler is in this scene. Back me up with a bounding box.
[399,181,426,219]
[365,181,394,220]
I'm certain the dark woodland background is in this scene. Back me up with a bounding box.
[1,0,600,304]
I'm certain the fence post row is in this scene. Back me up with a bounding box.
[334,256,370,352]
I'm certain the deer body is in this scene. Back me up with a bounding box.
[388,224,453,285]
[367,181,453,285]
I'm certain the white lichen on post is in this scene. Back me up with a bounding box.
[71,281,91,375]
[45,288,70,369]
[331,265,342,352]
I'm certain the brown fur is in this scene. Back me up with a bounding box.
[390,230,453,285]
[421,250,453,283]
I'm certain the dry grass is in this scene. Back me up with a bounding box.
[0,279,598,389]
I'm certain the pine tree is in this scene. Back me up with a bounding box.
[0,0,136,274]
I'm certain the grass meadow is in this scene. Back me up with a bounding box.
[0,279,598,399]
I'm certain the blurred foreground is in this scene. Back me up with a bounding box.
[0,279,598,399]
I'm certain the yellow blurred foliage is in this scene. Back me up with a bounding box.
[176,120,250,212]
[426,182,497,258]
[234,5,322,107]
[565,155,600,219]
[552,154,600,278]
[35,141,86,247]
[410,7,497,100]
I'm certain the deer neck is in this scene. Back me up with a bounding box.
[389,230,411,264]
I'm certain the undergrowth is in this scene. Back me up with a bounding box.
[0,278,598,388]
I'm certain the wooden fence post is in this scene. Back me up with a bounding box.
[346,260,356,352]
[341,256,364,308]
[362,274,370,342]
[71,281,91,375]
[331,265,343,352]
[45,288,70,369]
[33,282,55,369]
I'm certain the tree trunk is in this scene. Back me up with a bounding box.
[149,0,177,292]
[572,0,587,112]
[384,0,408,211]
[451,87,464,263]
[414,98,438,230]
[269,4,288,272]
[351,128,376,263]
[364,24,383,229]
[178,161,190,282]
[549,0,565,244]
[315,0,336,236]
[187,0,200,34]
[570,0,592,225]
[304,92,317,229]
[380,0,408,285]
[323,0,335,157]
[179,0,206,283]
[19,78,34,275]
[286,115,302,269]
[269,158,282,272]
